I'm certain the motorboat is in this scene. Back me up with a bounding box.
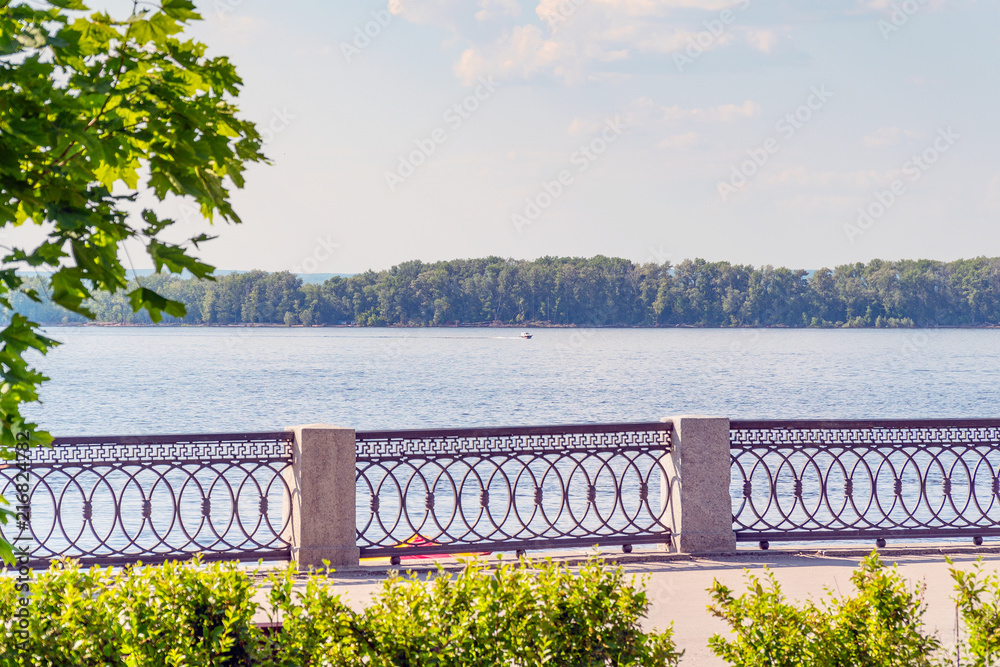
[520,331,533,339]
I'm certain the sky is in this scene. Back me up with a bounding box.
[69,0,1000,273]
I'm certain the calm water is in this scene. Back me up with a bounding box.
[8,326,1000,559]
[25,326,1000,436]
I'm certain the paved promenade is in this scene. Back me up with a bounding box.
[253,544,1000,665]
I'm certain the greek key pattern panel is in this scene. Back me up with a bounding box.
[32,432,294,466]
[356,422,671,459]
[731,420,1000,449]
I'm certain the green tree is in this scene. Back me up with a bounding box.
[0,0,266,563]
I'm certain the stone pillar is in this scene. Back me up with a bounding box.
[282,424,359,568]
[660,415,736,554]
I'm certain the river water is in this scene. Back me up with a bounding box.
[7,326,1000,561]
[25,326,1000,435]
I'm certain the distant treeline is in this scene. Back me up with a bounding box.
[7,256,1000,328]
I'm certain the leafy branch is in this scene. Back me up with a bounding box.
[0,0,268,563]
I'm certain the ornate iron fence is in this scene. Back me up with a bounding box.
[22,416,1000,566]
[355,422,674,558]
[0,432,293,567]
[731,419,1000,545]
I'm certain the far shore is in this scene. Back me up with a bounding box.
[26,322,1000,330]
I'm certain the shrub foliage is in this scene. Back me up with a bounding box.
[950,557,1000,667]
[11,551,1000,665]
[708,552,942,667]
[0,555,681,666]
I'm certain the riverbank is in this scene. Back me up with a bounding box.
[25,321,1000,329]
[11,256,1000,329]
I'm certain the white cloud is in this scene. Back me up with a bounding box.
[477,0,522,21]
[569,97,747,151]
[394,0,770,83]
[567,117,596,135]
[862,127,920,147]
[982,174,1000,211]
[393,0,849,84]
[744,29,779,53]
[658,131,701,148]
[455,25,575,84]
[208,15,270,45]
[629,26,737,54]
[863,127,901,147]
[597,48,630,61]
[389,0,465,25]
[760,167,905,190]
[590,0,751,14]
[854,0,949,13]
[662,100,760,122]
[537,0,587,27]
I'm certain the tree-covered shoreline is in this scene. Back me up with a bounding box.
[8,255,1000,328]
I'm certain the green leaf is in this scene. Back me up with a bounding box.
[160,0,201,22]
[148,239,214,279]
[0,538,14,566]
[128,287,186,322]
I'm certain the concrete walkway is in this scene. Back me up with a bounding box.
[253,544,1000,665]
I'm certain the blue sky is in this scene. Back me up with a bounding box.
[99,0,1000,272]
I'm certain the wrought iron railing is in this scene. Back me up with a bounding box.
[355,422,674,558]
[731,419,1000,544]
[17,417,1000,567]
[0,432,293,567]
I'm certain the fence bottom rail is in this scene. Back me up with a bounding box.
[359,533,671,559]
[736,527,1000,543]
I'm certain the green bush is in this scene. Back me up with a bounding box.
[260,561,364,666]
[264,556,681,666]
[1,556,263,666]
[950,557,1000,667]
[1,557,124,666]
[708,551,942,666]
[1,555,680,666]
[358,557,681,666]
[32,550,1000,666]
